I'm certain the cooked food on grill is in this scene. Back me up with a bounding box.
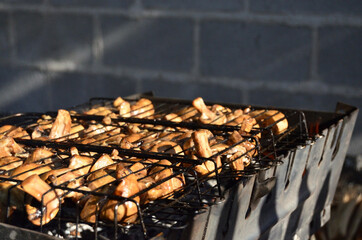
[0,136,25,158]
[25,147,54,164]
[249,110,288,135]
[131,98,154,118]
[114,96,131,117]
[0,96,291,228]
[192,130,222,176]
[68,155,94,175]
[11,163,52,181]
[0,125,30,139]
[22,174,60,225]
[149,160,185,198]
[0,156,23,172]
[49,109,72,140]
[101,166,140,223]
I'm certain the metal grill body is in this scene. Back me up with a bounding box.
[0,93,357,240]
[181,103,358,240]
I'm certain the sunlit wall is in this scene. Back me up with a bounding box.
[0,1,361,156]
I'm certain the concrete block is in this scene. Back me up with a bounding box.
[14,12,93,66]
[101,16,194,72]
[319,27,362,87]
[200,21,311,81]
[250,0,362,15]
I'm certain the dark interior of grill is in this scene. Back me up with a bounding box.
[0,95,349,240]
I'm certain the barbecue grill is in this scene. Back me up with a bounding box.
[0,92,358,240]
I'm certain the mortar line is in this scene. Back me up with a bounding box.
[0,5,361,27]
[7,11,16,63]
[244,0,250,14]
[310,27,319,81]
[10,60,362,98]
[192,18,201,77]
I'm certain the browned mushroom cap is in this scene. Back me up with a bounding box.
[120,133,144,149]
[85,107,112,116]
[228,130,258,157]
[49,109,72,140]
[21,174,60,226]
[210,143,229,155]
[11,163,52,181]
[137,177,163,203]
[0,125,30,139]
[0,136,25,158]
[150,141,184,155]
[101,167,140,223]
[25,147,54,164]
[70,147,79,156]
[163,113,183,123]
[158,131,184,142]
[68,155,94,176]
[123,161,148,178]
[131,98,155,119]
[80,195,102,223]
[192,97,215,120]
[114,97,131,117]
[31,126,46,139]
[182,138,194,156]
[90,154,114,173]
[148,160,185,199]
[68,124,85,139]
[192,130,222,176]
[87,169,116,191]
[227,114,257,133]
[177,106,199,121]
[225,145,247,171]
[229,130,243,144]
[249,110,288,135]
[40,168,84,199]
[0,156,23,172]
[41,168,81,186]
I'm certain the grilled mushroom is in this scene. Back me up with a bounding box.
[11,163,52,181]
[21,174,60,226]
[0,137,25,158]
[49,109,72,140]
[131,98,154,119]
[192,130,222,176]
[100,167,140,223]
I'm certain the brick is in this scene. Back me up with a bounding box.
[14,12,93,65]
[140,78,243,103]
[200,21,311,81]
[48,72,138,110]
[250,0,362,15]
[319,27,362,87]
[101,16,193,73]
[49,0,134,9]
[0,66,52,113]
[143,0,244,11]
[0,13,10,63]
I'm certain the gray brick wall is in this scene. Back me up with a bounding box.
[0,0,361,157]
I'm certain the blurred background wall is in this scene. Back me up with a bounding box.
[0,0,361,157]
